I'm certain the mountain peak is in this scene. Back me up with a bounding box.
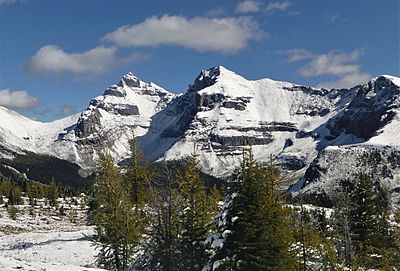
[381,74,400,87]
[188,65,245,92]
[120,71,145,88]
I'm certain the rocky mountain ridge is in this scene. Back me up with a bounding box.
[0,66,399,204]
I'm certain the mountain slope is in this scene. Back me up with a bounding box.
[0,72,176,173]
[0,66,399,204]
[141,66,358,176]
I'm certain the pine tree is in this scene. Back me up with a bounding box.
[176,155,218,271]
[207,150,295,271]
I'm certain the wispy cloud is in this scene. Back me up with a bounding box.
[103,15,263,53]
[58,105,77,117]
[235,0,262,13]
[298,49,363,77]
[205,7,227,17]
[279,48,370,89]
[265,1,291,12]
[0,0,24,6]
[278,48,314,63]
[235,1,292,14]
[0,88,40,109]
[317,73,371,89]
[24,45,146,77]
[322,12,345,24]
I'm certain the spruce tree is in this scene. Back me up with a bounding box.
[176,155,217,271]
[338,173,396,269]
[207,150,295,271]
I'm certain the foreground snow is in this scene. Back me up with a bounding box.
[0,204,105,271]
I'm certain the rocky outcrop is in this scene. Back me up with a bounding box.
[296,145,400,206]
[75,109,101,138]
[97,102,139,116]
[120,72,142,88]
[159,92,197,138]
[189,66,220,92]
[210,134,273,146]
[328,76,399,140]
[196,92,225,109]
[104,85,127,97]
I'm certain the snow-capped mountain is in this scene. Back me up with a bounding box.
[0,72,175,174]
[0,66,399,203]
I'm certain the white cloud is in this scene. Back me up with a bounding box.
[24,45,123,76]
[317,73,371,89]
[236,0,262,13]
[299,49,364,77]
[278,48,314,63]
[265,1,291,12]
[0,0,23,6]
[103,15,262,53]
[0,89,40,109]
[280,48,370,88]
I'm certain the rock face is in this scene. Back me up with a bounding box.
[141,66,360,177]
[327,76,399,140]
[75,109,102,138]
[0,67,399,205]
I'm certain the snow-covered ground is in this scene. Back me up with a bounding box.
[0,202,105,271]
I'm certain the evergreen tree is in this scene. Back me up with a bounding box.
[291,206,338,270]
[176,155,218,271]
[49,177,58,207]
[124,138,151,205]
[140,161,182,271]
[0,178,13,197]
[8,186,23,205]
[207,150,295,271]
[90,153,142,270]
[336,173,397,269]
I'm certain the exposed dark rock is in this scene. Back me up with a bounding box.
[209,134,273,146]
[189,66,220,92]
[328,76,399,140]
[284,138,293,149]
[319,108,330,116]
[235,103,246,111]
[97,103,140,116]
[220,123,297,134]
[120,73,141,88]
[222,100,247,110]
[75,109,101,138]
[196,92,225,109]
[104,86,127,97]
[222,100,238,109]
[302,160,326,188]
[159,92,197,138]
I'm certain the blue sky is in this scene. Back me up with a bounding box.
[0,0,399,121]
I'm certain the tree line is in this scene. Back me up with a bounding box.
[88,141,400,270]
[0,176,59,207]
